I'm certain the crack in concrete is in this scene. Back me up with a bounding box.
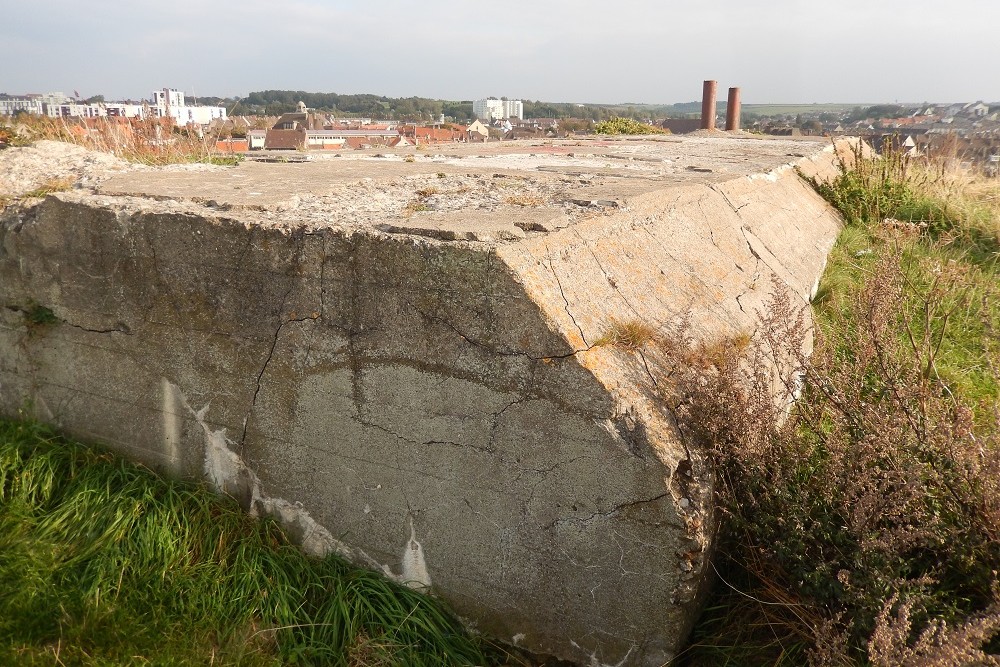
[742,227,785,276]
[488,395,529,452]
[712,185,772,258]
[544,492,671,530]
[636,349,658,388]
[740,226,780,280]
[735,291,749,315]
[240,311,319,450]
[235,226,255,274]
[544,244,588,347]
[4,305,133,336]
[572,228,642,319]
[709,185,746,213]
[355,410,494,454]
[406,299,587,362]
[712,185,792,295]
[64,321,133,335]
[140,219,171,326]
[640,227,720,305]
[695,194,720,250]
[239,234,320,451]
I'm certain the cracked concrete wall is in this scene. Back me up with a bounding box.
[0,142,847,666]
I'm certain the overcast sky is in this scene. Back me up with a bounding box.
[4,0,998,105]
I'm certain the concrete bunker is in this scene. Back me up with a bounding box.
[0,136,850,666]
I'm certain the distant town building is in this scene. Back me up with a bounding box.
[660,118,702,135]
[472,98,523,121]
[263,111,403,150]
[0,88,226,126]
[248,129,267,150]
[149,88,227,125]
[965,102,990,118]
[466,119,490,141]
[0,92,70,116]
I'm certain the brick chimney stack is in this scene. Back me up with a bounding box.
[701,80,718,130]
[726,87,742,131]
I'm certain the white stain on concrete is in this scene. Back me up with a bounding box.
[570,640,636,667]
[159,378,421,584]
[399,517,432,590]
[160,378,183,474]
[194,403,240,493]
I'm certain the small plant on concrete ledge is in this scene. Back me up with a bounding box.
[21,177,76,200]
[594,318,657,351]
[404,201,430,216]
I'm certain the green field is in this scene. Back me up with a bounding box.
[740,103,869,115]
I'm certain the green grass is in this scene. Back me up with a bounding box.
[809,148,1000,409]
[0,419,502,666]
[740,103,863,116]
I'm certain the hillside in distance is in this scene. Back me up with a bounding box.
[199,89,849,122]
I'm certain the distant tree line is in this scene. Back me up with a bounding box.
[201,91,470,121]
[195,90,722,123]
[845,104,908,122]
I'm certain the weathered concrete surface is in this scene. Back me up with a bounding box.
[0,135,850,666]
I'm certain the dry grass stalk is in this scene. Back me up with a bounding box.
[2,114,232,165]
[504,194,545,207]
[594,319,657,351]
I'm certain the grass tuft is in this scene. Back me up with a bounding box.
[594,319,657,351]
[22,176,76,199]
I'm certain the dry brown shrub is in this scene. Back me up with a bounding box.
[671,263,1000,664]
[3,114,228,165]
[504,194,545,207]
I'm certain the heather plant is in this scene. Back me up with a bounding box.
[678,147,1000,665]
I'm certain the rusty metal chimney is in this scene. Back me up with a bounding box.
[725,87,742,131]
[701,80,718,130]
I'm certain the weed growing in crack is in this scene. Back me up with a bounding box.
[22,177,75,199]
[404,201,430,216]
[593,319,657,352]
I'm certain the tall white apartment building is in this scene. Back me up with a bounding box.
[150,88,227,125]
[473,98,524,121]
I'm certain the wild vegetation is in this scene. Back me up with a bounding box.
[0,114,239,166]
[0,419,507,666]
[675,146,1000,665]
[593,117,666,135]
